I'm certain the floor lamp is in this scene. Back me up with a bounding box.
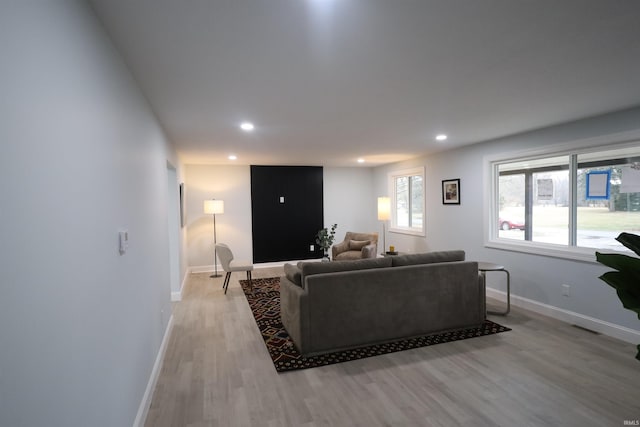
[204,199,224,278]
[377,196,390,254]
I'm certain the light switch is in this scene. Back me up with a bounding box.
[280,196,285,203]
[119,230,129,255]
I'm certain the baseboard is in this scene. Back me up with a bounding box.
[190,264,217,274]
[486,287,640,344]
[132,314,174,427]
[253,259,322,269]
[190,260,321,274]
[171,269,190,302]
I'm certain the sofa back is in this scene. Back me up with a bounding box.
[301,260,484,354]
[285,250,466,288]
[391,250,465,266]
[298,257,391,288]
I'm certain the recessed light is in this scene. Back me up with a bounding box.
[357,158,365,163]
[240,122,255,132]
[436,134,448,141]
[228,155,237,160]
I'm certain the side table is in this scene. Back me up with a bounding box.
[381,251,406,257]
[478,262,510,315]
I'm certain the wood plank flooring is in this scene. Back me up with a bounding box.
[145,267,640,427]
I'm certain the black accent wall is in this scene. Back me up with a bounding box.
[250,166,324,263]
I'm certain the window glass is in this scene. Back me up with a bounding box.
[390,168,425,235]
[395,176,409,227]
[498,173,525,240]
[410,175,423,229]
[492,144,640,255]
[531,169,569,245]
[576,147,640,251]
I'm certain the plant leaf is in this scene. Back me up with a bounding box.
[617,232,640,257]
[595,233,640,362]
[614,289,640,319]
[599,271,640,292]
[599,272,640,317]
[595,252,640,281]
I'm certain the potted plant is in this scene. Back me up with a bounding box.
[595,232,640,361]
[316,224,338,261]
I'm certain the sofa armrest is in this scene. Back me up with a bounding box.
[361,243,377,259]
[280,275,308,353]
[332,240,349,259]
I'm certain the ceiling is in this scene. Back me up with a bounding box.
[88,0,640,167]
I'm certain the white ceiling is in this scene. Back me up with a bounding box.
[88,0,640,167]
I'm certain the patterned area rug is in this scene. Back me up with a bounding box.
[240,277,511,373]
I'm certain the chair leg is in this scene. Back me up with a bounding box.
[223,272,231,294]
[247,271,253,293]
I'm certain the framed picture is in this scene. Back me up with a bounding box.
[442,179,460,205]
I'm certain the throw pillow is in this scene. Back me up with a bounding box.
[349,240,371,250]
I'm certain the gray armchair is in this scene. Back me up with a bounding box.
[331,232,378,261]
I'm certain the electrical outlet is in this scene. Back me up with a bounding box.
[310,244,314,251]
[561,284,570,297]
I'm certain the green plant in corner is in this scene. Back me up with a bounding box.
[595,232,640,361]
[316,224,338,259]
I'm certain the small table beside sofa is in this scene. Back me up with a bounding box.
[280,251,486,357]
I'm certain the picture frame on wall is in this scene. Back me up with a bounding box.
[442,179,460,205]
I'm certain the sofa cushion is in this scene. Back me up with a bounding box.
[335,251,365,261]
[284,263,302,287]
[349,240,371,250]
[298,257,392,288]
[391,250,465,267]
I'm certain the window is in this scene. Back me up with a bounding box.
[389,167,424,235]
[490,143,640,259]
[498,155,570,245]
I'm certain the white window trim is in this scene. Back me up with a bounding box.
[388,166,426,237]
[483,134,640,263]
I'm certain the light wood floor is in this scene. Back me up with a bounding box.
[145,267,640,427]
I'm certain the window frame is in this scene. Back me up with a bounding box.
[388,166,425,237]
[484,139,640,263]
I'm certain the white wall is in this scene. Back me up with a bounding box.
[185,165,377,268]
[373,107,640,337]
[323,167,378,244]
[0,2,178,426]
[185,165,253,270]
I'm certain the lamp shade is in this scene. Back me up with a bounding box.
[204,199,224,215]
[377,197,390,221]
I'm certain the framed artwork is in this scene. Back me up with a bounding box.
[442,179,460,205]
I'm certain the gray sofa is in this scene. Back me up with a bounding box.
[280,251,486,357]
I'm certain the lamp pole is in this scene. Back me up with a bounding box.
[211,212,220,278]
[204,199,224,278]
[378,196,390,254]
